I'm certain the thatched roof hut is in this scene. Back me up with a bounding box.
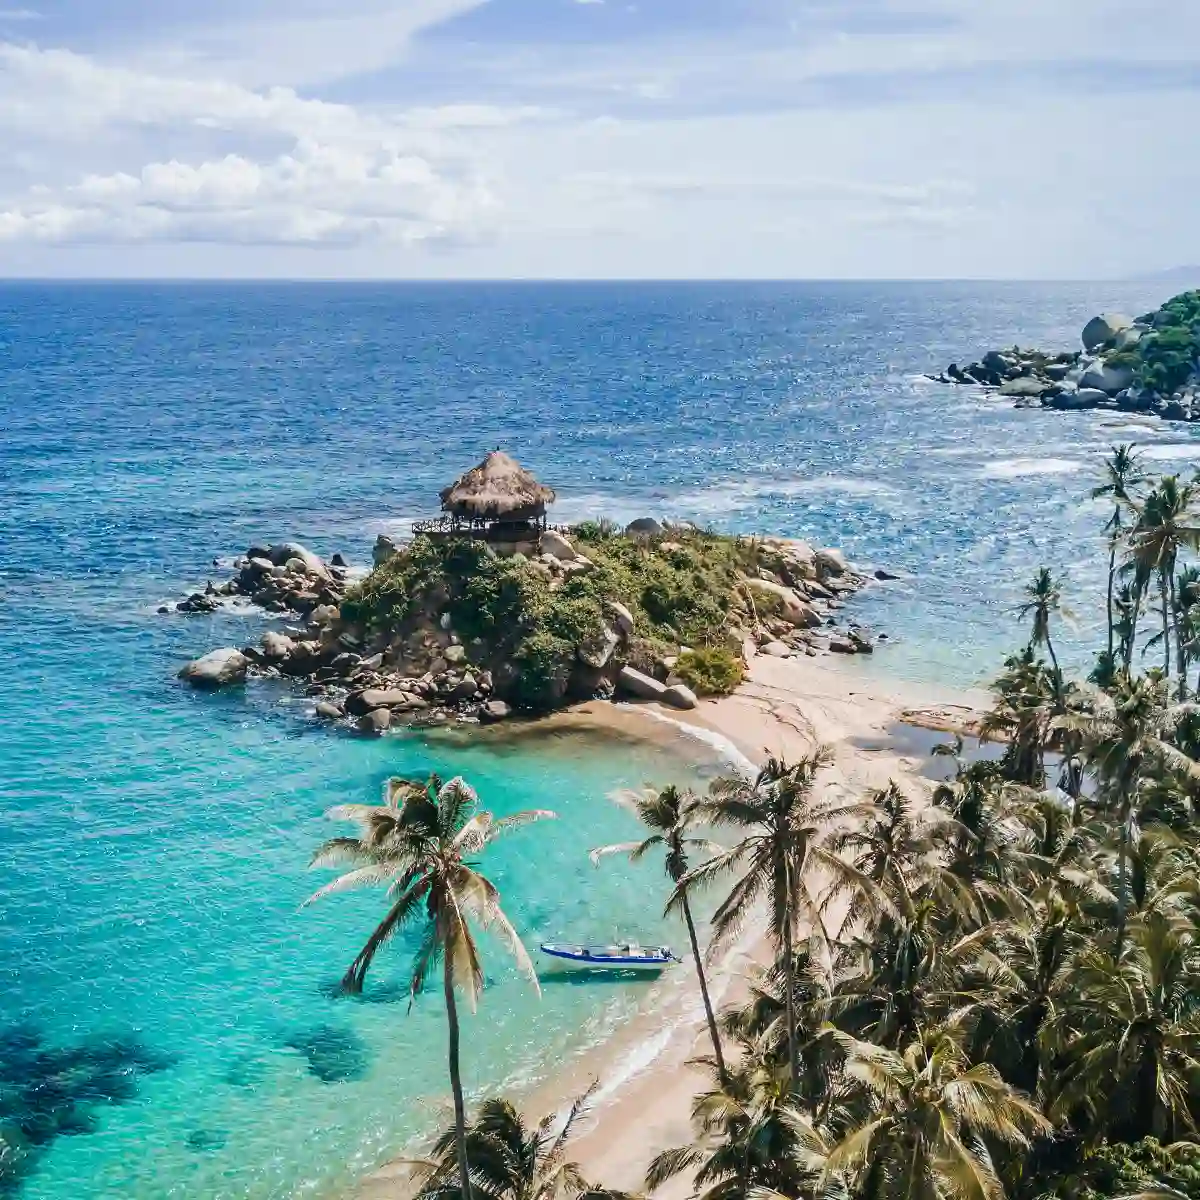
[439,451,556,523]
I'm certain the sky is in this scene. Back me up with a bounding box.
[0,0,1196,279]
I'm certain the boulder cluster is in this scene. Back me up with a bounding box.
[164,541,349,618]
[742,539,878,661]
[931,305,1200,422]
[175,524,878,736]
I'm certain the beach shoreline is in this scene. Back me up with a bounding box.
[357,653,986,1199]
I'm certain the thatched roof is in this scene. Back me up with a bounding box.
[439,451,556,520]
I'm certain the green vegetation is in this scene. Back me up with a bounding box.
[305,774,555,1200]
[1112,290,1200,396]
[306,445,1200,1200]
[341,526,764,710]
[1058,1140,1200,1200]
[674,647,745,696]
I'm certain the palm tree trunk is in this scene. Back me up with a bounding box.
[1172,577,1188,700]
[1161,572,1172,680]
[1116,810,1130,956]
[1045,633,1064,712]
[681,893,728,1085]
[783,865,799,1095]
[1125,589,1143,671]
[1106,540,1117,661]
[444,957,473,1200]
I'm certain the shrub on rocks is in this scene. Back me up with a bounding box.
[674,646,745,697]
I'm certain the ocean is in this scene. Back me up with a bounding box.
[1,280,1196,1198]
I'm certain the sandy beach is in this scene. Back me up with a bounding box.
[359,653,987,1200]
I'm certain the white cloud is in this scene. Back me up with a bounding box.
[0,42,515,247]
[0,0,1196,275]
[0,143,495,246]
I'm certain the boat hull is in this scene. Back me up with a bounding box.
[539,943,676,969]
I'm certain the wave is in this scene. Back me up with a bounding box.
[980,457,1083,479]
[619,704,756,777]
[1131,443,1200,462]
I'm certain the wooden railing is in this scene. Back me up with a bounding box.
[409,516,554,540]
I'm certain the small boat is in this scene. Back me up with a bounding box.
[539,942,680,969]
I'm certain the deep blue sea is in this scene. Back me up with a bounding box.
[2,281,1198,1198]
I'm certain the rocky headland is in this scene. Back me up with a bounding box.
[175,521,880,735]
[931,289,1200,421]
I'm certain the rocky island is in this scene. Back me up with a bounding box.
[175,452,877,733]
[931,289,1200,421]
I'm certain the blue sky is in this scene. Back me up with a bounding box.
[0,0,1196,278]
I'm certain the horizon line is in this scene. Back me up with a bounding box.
[0,275,1190,285]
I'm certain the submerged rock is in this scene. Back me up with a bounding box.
[284,1025,369,1083]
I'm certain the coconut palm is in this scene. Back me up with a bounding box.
[680,751,863,1093]
[1057,676,1200,949]
[1042,912,1200,1144]
[1128,476,1200,691]
[979,648,1057,788]
[645,1032,830,1200]
[407,1086,596,1200]
[1093,444,1147,661]
[951,902,1082,1093]
[1016,568,1068,710]
[306,774,555,1200]
[821,1026,1050,1200]
[829,871,992,1050]
[828,780,961,898]
[590,784,729,1082]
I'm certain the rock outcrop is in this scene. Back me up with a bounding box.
[168,540,349,618]
[178,523,878,733]
[1082,313,1132,352]
[932,290,1200,424]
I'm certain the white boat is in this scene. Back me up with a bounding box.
[539,942,679,969]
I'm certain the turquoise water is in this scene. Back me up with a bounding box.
[3,281,1200,1197]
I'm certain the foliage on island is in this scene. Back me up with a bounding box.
[342,526,773,709]
[938,289,1200,421]
[1105,290,1200,396]
[307,447,1200,1200]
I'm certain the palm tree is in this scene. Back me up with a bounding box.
[1128,475,1200,691]
[979,648,1056,788]
[1093,444,1146,661]
[1043,912,1200,1144]
[590,785,729,1082]
[821,1027,1050,1200]
[952,902,1082,1093]
[1016,568,1067,710]
[646,1032,830,1200]
[828,780,960,897]
[1057,676,1200,949]
[680,751,862,1093]
[407,1087,596,1200]
[306,774,555,1200]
